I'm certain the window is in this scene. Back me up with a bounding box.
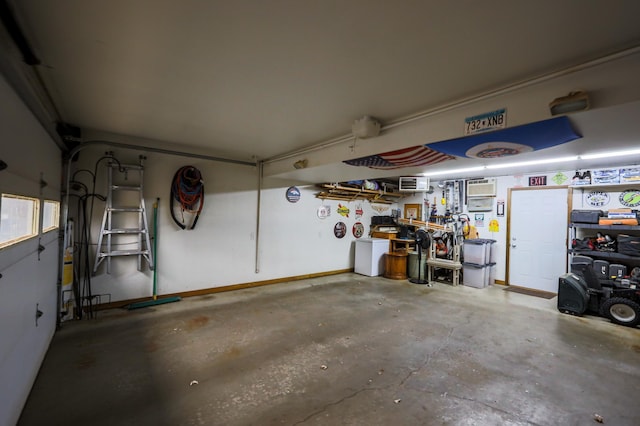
[0,193,40,248]
[42,200,60,232]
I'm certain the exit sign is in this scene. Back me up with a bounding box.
[529,176,547,186]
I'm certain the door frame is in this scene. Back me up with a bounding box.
[505,186,572,286]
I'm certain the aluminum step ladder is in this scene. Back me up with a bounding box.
[93,155,154,274]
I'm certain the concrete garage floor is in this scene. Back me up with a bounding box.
[19,274,640,426]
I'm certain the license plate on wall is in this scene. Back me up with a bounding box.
[464,108,507,135]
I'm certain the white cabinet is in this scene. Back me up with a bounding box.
[355,238,388,276]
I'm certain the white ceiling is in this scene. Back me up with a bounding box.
[5,0,640,182]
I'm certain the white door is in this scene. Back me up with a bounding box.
[508,188,568,293]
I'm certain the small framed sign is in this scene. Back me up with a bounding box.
[404,203,421,220]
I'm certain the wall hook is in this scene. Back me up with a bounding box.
[35,303,43,326]
[38,238,45,260]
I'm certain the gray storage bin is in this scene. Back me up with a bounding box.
[463,262,489,288]
[463,239,496,265]
[570,210,603,224]
[487,263,496,286]
[486,239,497,264]
[463,240,489,265]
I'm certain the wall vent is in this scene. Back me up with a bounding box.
[398,176,429,192]
[467,197,494,211]
[467,178,497,197]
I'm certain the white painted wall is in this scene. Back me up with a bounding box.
[0,74,61,426]
[67,153,640,303]
[70,148,396,302]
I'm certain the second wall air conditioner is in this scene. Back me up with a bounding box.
[398,176,429,192]
[467,178,497,197]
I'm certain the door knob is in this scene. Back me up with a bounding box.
[511,244,517,248]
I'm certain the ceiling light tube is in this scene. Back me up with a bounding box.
[580,148,640,160]
[421,148,640,179]
[485,156,578,170]
[422,166,486,177]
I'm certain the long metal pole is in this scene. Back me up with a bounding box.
[254,161,263,274]
[152,198,159,300]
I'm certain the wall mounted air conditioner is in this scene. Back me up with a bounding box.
[467,178,497,197]
[398,176,429,192]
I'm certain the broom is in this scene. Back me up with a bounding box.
[127,198,181,309]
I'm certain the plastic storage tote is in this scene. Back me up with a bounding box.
[462,262,490,288]
[463,239,496,265]
[488,240,497,264]
[488,263,496,286]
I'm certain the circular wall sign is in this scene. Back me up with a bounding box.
[286,186,301,203]
[619,189,640,207]
[585,191,610,207]
[352,222,364,238]
[317,205,330,219]
[334,221,347,238]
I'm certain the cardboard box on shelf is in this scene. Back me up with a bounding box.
[619,167,640,183]
[592,169,619,184]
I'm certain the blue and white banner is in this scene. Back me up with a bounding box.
[428,116,580,158]
[344,116,581,170]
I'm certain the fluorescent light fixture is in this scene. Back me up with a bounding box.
[579,148,640,160]
[419,148,640,177]
[485,156,578,170]
[549,91,590,115]
[422,166,486,177]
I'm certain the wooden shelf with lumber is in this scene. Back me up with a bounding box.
[315,183,407,204]
[397,217,449,231]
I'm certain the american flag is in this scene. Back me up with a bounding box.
[344,145,454,170]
